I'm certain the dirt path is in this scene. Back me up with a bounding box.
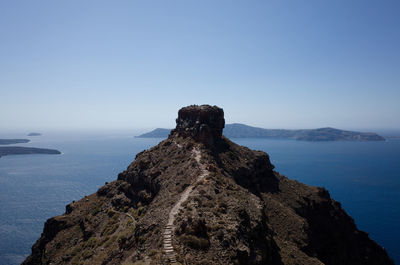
[163,146,209,264]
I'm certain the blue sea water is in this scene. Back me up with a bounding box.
[0,133,399,264]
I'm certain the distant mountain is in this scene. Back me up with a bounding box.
[0,139,30,145]
[0,146,61,158]
[137,123,385,141]
[28,132,42,136]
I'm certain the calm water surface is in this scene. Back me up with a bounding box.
[0,133,399,264]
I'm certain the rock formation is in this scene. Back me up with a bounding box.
[22,105,394,265]
[171,105,225,146]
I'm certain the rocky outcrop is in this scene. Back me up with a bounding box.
[171,105,225,146]
[22,105,394,265]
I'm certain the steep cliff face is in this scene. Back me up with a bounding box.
[23,105,393,265]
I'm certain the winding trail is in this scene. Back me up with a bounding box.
[163,146,209,264]
[110,209,136,222]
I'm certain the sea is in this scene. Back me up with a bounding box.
[0,131,399,265]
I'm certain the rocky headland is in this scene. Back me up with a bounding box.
[23,105,393,265]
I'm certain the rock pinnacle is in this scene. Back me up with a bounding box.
[170,104,225,145]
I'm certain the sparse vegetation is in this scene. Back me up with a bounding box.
[180,235,209,249]
[91,206,101,216]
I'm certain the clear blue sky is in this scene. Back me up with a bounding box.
[1,0,399,131]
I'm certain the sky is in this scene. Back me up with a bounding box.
[0,0,399,131]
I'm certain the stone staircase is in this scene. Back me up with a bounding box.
[163,146,209,264]
[163,224,177,263]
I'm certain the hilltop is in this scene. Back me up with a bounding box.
[23,105,393,265]
[137,123,385,142]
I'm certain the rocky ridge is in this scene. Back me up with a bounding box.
[23,105,393,265]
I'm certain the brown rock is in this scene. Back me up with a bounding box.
[171,104,225,145]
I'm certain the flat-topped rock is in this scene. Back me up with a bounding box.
[170,104,225,145]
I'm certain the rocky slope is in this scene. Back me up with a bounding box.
[23,105,393,265]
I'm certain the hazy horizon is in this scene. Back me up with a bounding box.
[1,1,399,131]
[1,124,400,138]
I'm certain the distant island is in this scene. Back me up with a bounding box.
[28,132,42,136]
[0,139,30,145]
[137,123,385,141]
[0,147,61,158]
[385,136,400,139]
[138,128,171,138]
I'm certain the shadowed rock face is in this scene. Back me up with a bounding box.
[171,105,225,145]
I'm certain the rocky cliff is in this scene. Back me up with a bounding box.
[23,105,393,265]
